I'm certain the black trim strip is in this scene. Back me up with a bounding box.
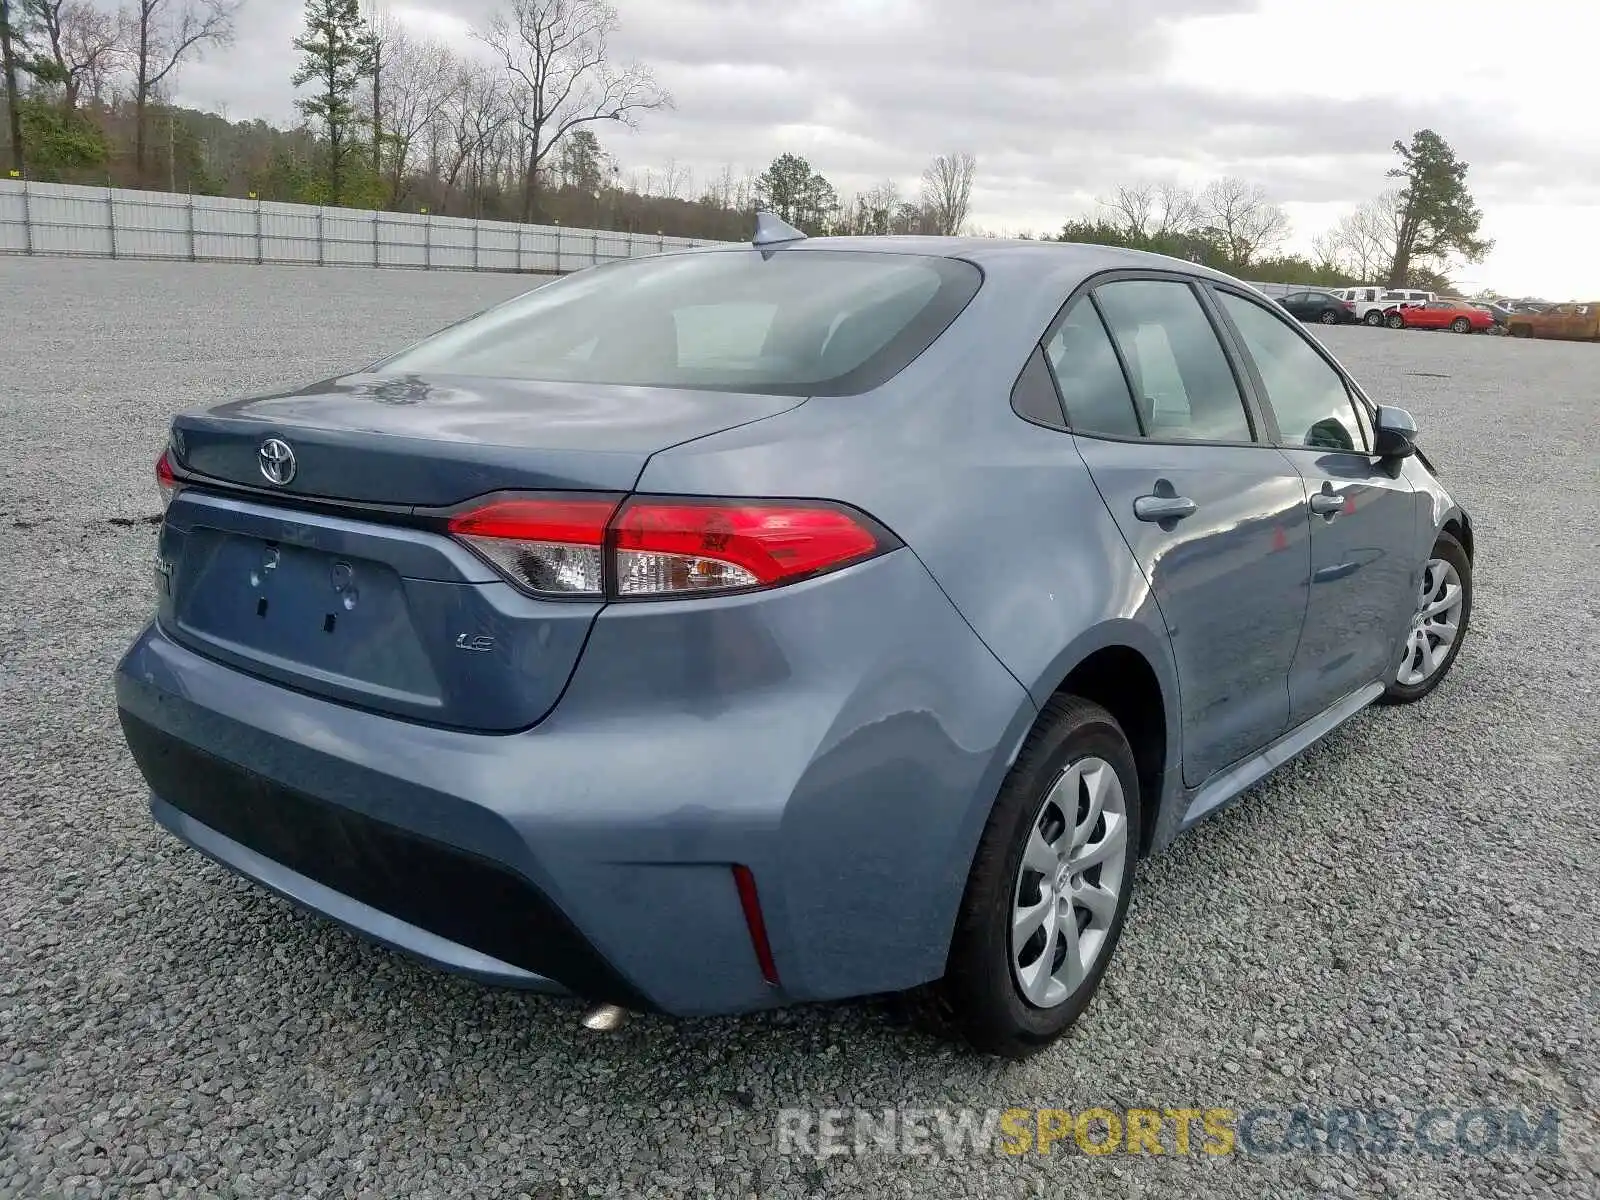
[119,711,655,1010]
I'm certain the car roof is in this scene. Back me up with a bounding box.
[688,234,1252,288]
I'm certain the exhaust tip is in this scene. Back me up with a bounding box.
[579,1003,631,1032]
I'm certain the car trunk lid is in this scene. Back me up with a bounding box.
[171,373,805,505]
[158,374,805,731]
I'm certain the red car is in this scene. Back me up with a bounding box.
[1384,300,1496,333]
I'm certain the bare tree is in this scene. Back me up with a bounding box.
[1197,176,1289,266]
[31,0,119,111]
[1101,183,1154,240]
[1150,181,1201,239]
[920,151,974,235]
[656,155,687,200]
[2,0,31,174]
[1310,228,1342,274]
[475,0,668,222]
[363,1,392,188]
[128,0,239,180]
[436,57,509,211]
[363,24,451,205]
[1325,189,1405,281]
[845,178,898,235]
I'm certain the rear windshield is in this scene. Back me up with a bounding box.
[375,249,982,396]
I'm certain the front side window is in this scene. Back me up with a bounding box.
[1043,300,1142,439]
[1215,291,1366,453]
[1092,280,1254,443]
[375,249,982,396]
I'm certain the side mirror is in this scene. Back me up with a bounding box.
[1372,405,1418,459]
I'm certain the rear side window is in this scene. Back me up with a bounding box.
[375,250,982,396]
[1215,291,1367,453]
[1093,280,1254,443]
[1043,300,1142,438]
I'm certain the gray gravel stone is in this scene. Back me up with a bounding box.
[0,258,1596,1199]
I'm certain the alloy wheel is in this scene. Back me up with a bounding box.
[1397,558,1464,686]
[1010,756,1129,1009]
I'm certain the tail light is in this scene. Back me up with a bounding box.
[156,447,179,509]
[447,496,615,597]
[446,493,897,600]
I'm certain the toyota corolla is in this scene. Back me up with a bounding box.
[115,217,1474,1057]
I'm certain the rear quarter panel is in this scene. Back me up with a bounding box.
[636,257,1184,859]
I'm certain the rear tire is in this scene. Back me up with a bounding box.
[1386,311,1406,329]
[1363,310,1385,327]
[1379,531,1471,705]
[1319,309,1339,325]
[1451,317,1472,334]
[1511,325,1532,338]
[925,695,1141,1058]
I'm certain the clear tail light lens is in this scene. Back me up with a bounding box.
[447,497,618,597]
[444,494,896,601]
[156,448,179,509]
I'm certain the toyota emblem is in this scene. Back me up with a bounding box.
[258,438,296,486]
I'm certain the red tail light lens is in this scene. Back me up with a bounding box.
[444,494,895,600]
[447,497,618,597]
[612,499,886,597]
[156,448,179,509]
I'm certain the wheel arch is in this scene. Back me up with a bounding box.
[1441,507,1474,563]
[1008,622,1182,861]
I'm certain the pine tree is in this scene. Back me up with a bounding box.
[291,0,374,206]
[1386,130,1491,286]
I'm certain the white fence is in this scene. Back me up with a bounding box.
[0,179,717,273]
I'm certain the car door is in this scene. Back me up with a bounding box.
[1562,304,1592,340]
[1280,292,1312,320]
[1208,286,1421,723]
[1043,276,1312,786]
[1409,302,1446,329]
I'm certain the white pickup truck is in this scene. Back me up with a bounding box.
[1332,286,1437,326]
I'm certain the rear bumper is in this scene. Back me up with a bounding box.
[115,549,1034,1016]
[150,792,571,995]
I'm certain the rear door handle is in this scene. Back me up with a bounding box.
[1309,490,1347,516]
[1133,494,1198,523]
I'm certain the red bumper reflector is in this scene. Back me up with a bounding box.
[732,864,780,986]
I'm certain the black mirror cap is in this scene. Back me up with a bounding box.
[1373,405,1419,459]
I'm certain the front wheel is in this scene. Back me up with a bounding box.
[1386,311,1406,329]
[1364,310,1385,327]
[1451,317,1472,334]
[929,695,1140,1058]
[1379,531,1471,705]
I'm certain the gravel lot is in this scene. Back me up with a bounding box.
[2,257,1597,1199]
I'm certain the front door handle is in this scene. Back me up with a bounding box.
[1133,494,1198,523]
[1309,490,1347,516]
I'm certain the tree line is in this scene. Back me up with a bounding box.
[1045,131,1490,292]
[1,0,1491,289]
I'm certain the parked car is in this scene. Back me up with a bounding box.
[1506,301,1600,340]
[115,220,1476,1058]
[1381,288,1436,313]
[1385,299,1496,333]
[1467,303,1514,334]
[1334,285,1395,326]
[1277,289,1356,325]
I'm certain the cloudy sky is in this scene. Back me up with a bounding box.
[174,0,1599,298]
